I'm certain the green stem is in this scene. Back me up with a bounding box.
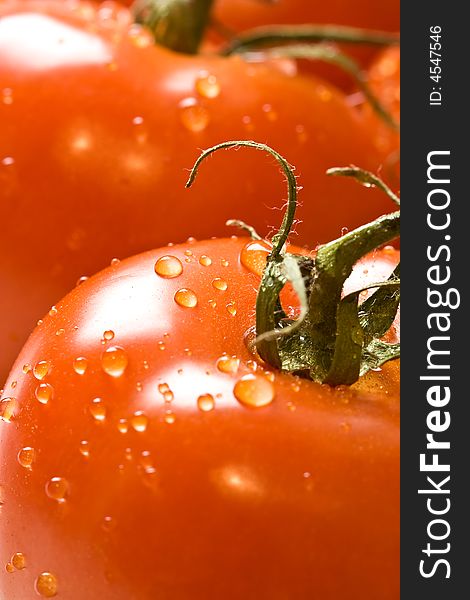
[186,142,400,386]
[221,24,399,56]
[254,44,399,131]
[132,0,214,54]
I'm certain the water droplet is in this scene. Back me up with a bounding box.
[1,156,14,166]
[216,355,240,375]
[233,374,275,408]
[131,411,148,432]
[35,572,58,597]
[45,477,68,502]
[0,397,16,422]
[197,394,215,412]
[212,278,228,291]
[179,97,210,132]
[143,360,150,370]
[184,348,192,356]
[35,383,53,405]
[242,115,254,131]
[240,240,270,276]
[262,103,278,121]
[136,382,143,392]
[33,360,51,380]
[158,382,170,394]
[76,275,89,286]
[102,516,115,532]
[226,301,237,317]
[55,328,65,336]
[291,381,300,392]
[101,346,128,377]
[103,330,115,341]
[246,360,258,372]
[295,124,308,143]
[22,363,32,374]
[110,257,120,266]
[158,341,166,351]
[2,88,13,105]
[90,398,106,421]
[195,72,221,99]
[383,245,396,254]
[208,299,217,309]
[10,380,17,389]
[117,418,129,433]
[154,255,183,278]
[5,563,14,573]
[174,288,198,308]
[127,23,153,47]
[48,306,58,317]
[73,357,88,375]
[199,255,212,266]
[220,258,229,267]
[317,85,333,102]
[18,447,35,469]
[79,440,90,457]
[164,410,176,424]
[264,371,275,382]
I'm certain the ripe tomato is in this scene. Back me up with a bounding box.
[0,235,399,599]
[0,0,396,384]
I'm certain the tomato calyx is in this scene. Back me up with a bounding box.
[187,141,400,386]
[132,0,214,54]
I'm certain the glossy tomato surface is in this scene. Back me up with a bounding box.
[0,0,396,385]
[0,236,399,599]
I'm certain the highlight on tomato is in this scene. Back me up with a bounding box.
[0,141,400,600]
[0,0,399,385]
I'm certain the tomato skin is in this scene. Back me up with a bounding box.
[0,236,399,599]
[0,1,396,385]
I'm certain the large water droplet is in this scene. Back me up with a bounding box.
[174,288,198,308]
[11,553,26,570]
[35,383,53,405]
[197,394,215,412]
[35,572,58,597]
[45,477,68,502]
[195,72,221,99]
[33,360,51,380]
[17,447,36,469]
[240,241,271,276]
[179,98,210,132]
[233,374,275,408]
[154,255,183,278]
[131,411,148,432]
[101,346,128,377]
[73,357,88,375]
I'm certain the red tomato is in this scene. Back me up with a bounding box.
[0,0,396,384]
[0,235,399,599]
